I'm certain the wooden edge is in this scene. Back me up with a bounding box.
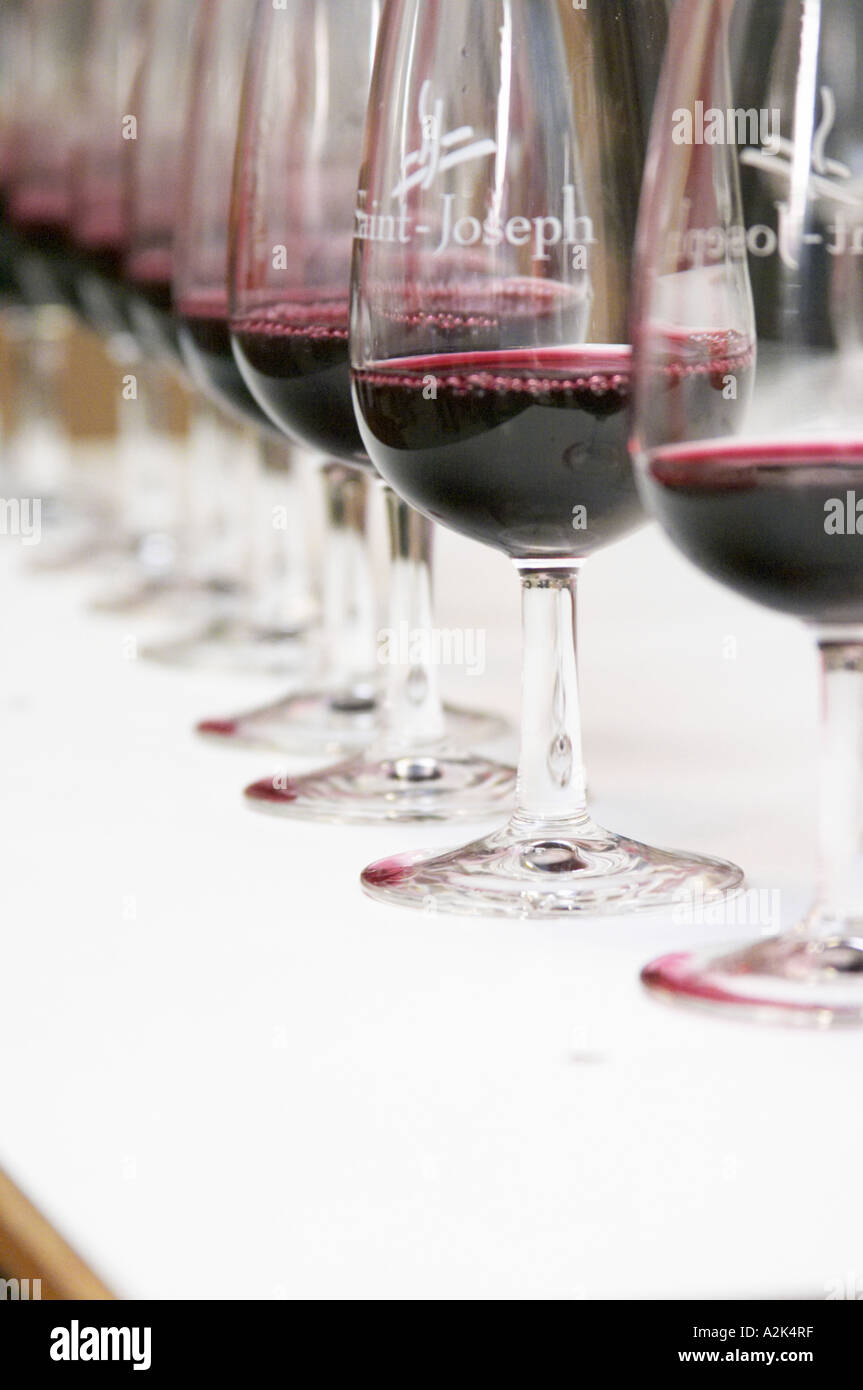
[0,1165,115,1300]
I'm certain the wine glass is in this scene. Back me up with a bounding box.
[228,0,514,820]
[95,0,254,637]
[61,0,166,576]
[145,0,317,675]
[352,0,743,910]
[185,0,377,742]
[632,0,863,1023]
[71,0,145,341]
[85,0,207,621]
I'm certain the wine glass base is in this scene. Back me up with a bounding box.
[197,685,381,757]
[140,616,315,677]
[88,573,205,618]
[361,819,744,918]
[642,933,863,1026]
[22,522,121,575]
[244,748,515,824]
[196,690,510,758]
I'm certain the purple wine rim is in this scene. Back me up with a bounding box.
[354,346,633,395]
[368,344,630,372]
[232,310,348,340]
[126,246,174,283]
[652,438,863,467]
[177,288,230,320]
[641,952,842,1017]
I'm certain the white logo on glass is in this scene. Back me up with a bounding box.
[390,80,497,200]
[355,80,593,271]
[740,86,861,210]
[673,86,863,271]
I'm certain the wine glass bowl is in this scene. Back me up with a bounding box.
[229,0,367,467]
[125,0,197,365]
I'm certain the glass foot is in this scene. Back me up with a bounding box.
[89,573,203,618]
[22,522,120,575]
[140,616,316,677]
[361,817,743,918]
[244,747,515,824]
[197,684,381,757]
[196,690,510,758]
[642,931,863,1026]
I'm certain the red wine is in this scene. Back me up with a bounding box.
[67,200,133,336]
[646,441,863,622]
[126,246,181,361]
[353,310,754,557]
[0,189,22,304]
[7,185,70,251]
[178,289,279,436]
[231,298,367,465]
[126,246,173,312]
[5,185,80,309]
[353,346,641,557]
[75,201,128,286]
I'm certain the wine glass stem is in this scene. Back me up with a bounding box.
[7,305,73,502]
[117,359,188,575]
[812,637,863,935]
[320,462,375,693]
[514,564,588,826]
[250,435,313,628]
[185,396,238,588]
[376,487,446,753]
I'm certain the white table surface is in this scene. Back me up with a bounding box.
[0,488,856,1302]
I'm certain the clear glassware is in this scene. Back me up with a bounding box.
[352,0,743,907]
[0,0,92,545]
[144,0,318,675]
[85,0,207,621]
[57,0,159,577]
[632,0,863,1024]
[226,0,513,816]
[90,0,240,634]
[187,0,378,742]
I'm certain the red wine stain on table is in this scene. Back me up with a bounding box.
[244,777,300,804]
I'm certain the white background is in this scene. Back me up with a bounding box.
[0,480,857,1301]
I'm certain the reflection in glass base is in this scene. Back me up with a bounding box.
[244,747,515,824]
[141,615,316,677]
[642,931,863,1026]
[361,816,744,918]
[197,689,510,759]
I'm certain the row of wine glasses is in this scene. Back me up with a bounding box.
[3,0,863,1028]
